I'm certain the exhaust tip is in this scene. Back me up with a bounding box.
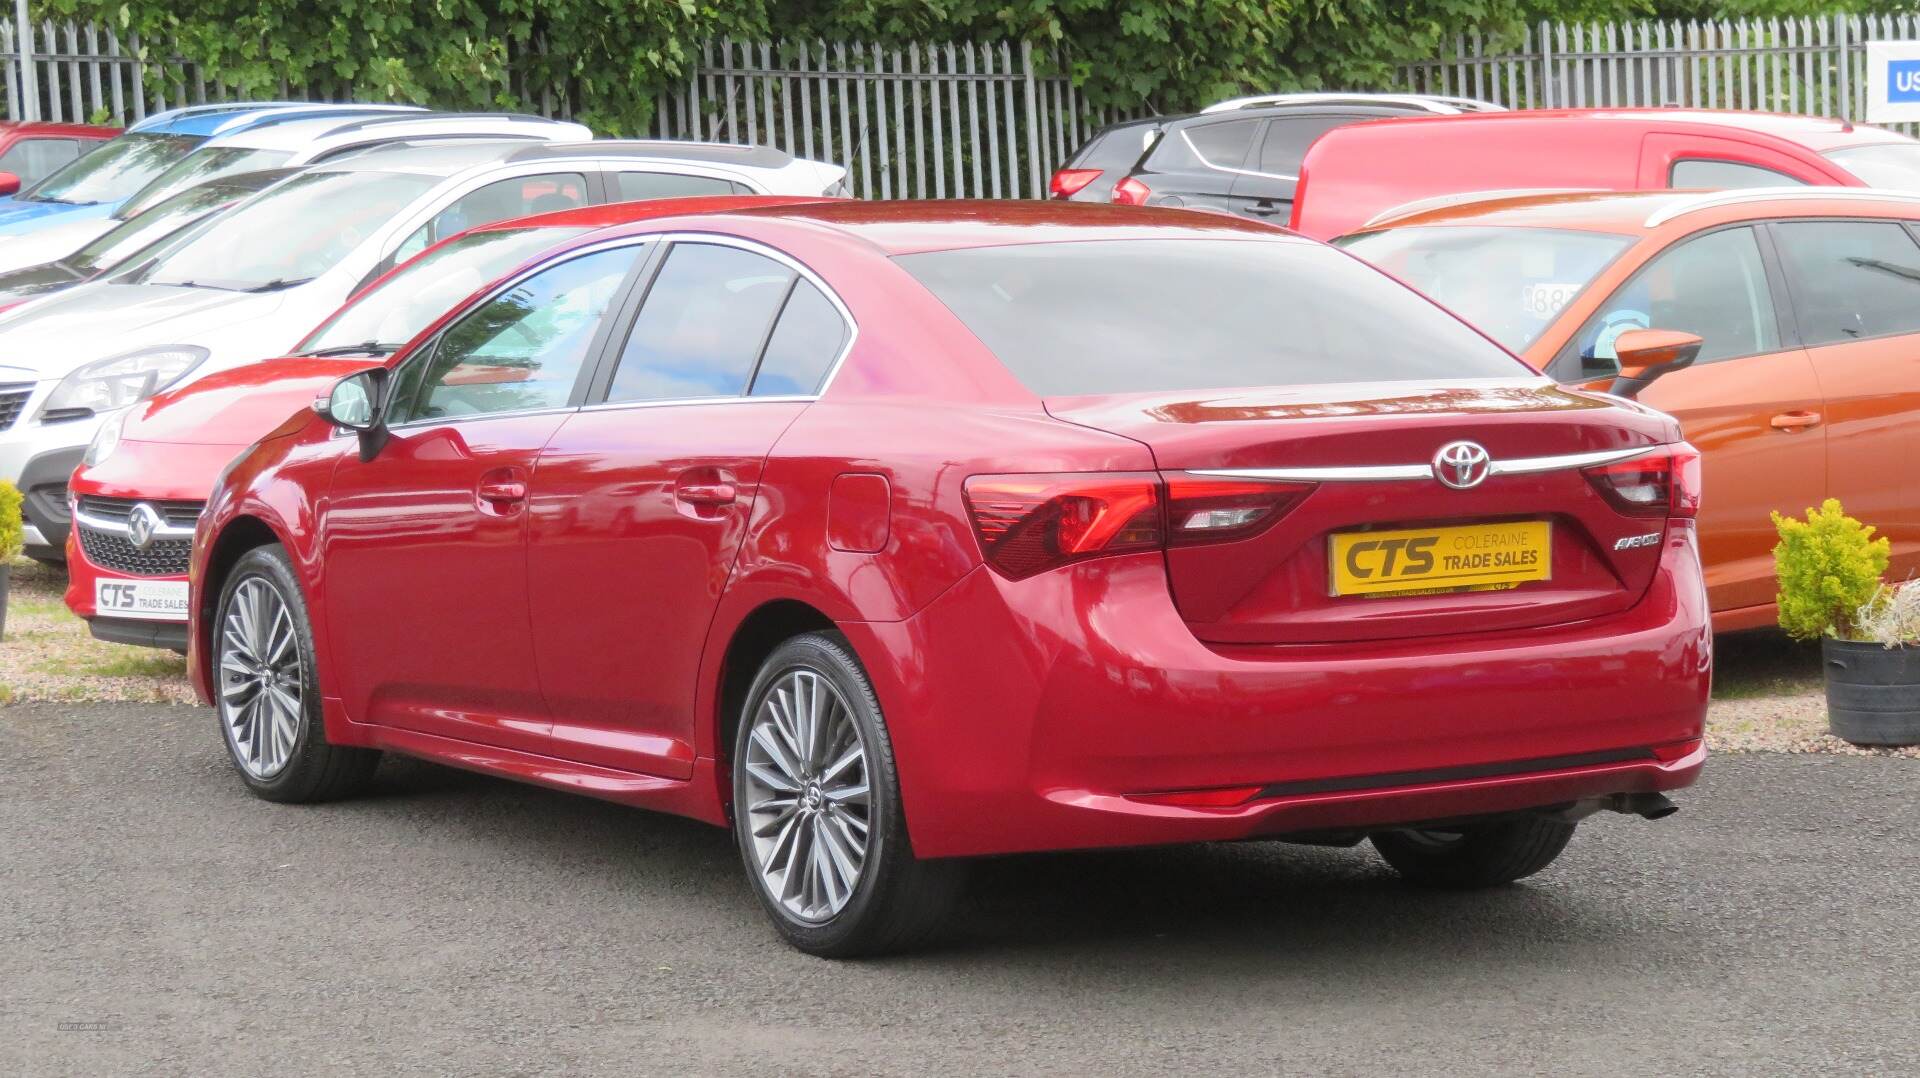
[1619,792,1679,820]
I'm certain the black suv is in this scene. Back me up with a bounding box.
[1050,93,1501,221]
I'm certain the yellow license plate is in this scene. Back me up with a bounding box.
[1329,521,1552,597]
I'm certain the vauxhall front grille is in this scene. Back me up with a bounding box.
[0,384,28,431]
[74,496,204,577]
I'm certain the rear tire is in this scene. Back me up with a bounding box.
[212,544,379,803]
[1370,816,1575,889]
[731,631,965,957]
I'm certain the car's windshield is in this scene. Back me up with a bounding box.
[66,182,255,275]
[296,225,593,354]
[17,133,202,205]
[897,238,1530,396]
[140,170,436,292]
[113,145,293,220]
[1337,226,1636,354]
[1825,142,1920,189]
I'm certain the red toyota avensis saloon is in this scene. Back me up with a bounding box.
[187,202,1709,956]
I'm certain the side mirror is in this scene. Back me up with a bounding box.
[313,368,391,461]
[0,172,21,197]
[1607,329,1702,399]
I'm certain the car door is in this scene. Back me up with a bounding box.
[1228,115,1354,222]
[525,238,851,778]
[320,243,650,750]
[1550,224,1824,616]
[1769,218,1920,581]
[1132,117,1257,214]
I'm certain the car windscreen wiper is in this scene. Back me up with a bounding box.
[293,341,399,358]
[245,277,315,293]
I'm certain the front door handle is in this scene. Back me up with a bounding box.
[477,468,529,510]
[1770,410,1823,432]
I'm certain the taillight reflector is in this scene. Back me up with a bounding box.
[1583,444,1701,519]
[1048,168,1102,198]
[963,473,1314,579]
[1111,175,1151,206]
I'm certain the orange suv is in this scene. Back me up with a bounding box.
[1340,188,1920,631]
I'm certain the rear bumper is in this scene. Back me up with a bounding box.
[845,526,1710,858]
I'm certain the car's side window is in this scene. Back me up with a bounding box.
[0,137,81,183]
[1181,119,1259,170]
[389,245,643,424]
[1256,117,1348,176]
[750,279,849,396]
[603,243,798,403]
[1771,220,1920,346]
[393,172,590,263]
[1669,158,1805,189]
[1557,226,1779,379]
[614,171,751,201]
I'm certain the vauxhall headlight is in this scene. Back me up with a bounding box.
[82,408,129,468]
[40,345,209,420]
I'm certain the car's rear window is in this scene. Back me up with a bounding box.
[1065,122,1162,171]
[895,238,1528,397]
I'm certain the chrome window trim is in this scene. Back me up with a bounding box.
[72,508,198,540]
[1188,445,1651,484]
[596,229,859,406]
[1179,128,1298,182]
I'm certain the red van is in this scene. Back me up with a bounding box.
[1289,107,1920,240]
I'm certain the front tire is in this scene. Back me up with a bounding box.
[731,631,964,957]
[1370,816,1576,889]
[212,544,379,803]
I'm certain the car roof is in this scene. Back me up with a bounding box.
[0,120,117,138]
[1355,187,1920,235]
[203,111,581,152]
[505,139,796,170]
[1334,107,1908,153]
[722,199,1299,254]
[126,102,420,138]
[305,138,548,176]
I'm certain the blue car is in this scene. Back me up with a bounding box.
[0,102,411,237]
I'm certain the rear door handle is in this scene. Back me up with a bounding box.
[477,469,529,509]
[1770,410,1823,432]
[676,483,736,507]
[1245,200,1288,218]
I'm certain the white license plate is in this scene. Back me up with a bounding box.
[94,579,189,621]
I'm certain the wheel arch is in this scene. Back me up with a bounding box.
[192,513,291,692]
[709,598,839,808]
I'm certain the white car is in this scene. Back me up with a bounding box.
[0,138,848,558]
[0,111,591,275]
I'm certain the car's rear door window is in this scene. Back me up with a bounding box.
[897,238,1527,396]
[396,172,590,261]
[1771,220,1920,345]
[1151,119,1259,172]
[603,242,797,402]
[750,279,848,396]
[614,171,751,200]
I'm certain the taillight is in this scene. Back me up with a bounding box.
[1164,476,1313,545]
[1048,168,1102,199]
[1111,175,1151,206]
[963,473,1313,579]
[1584,444,1701,519]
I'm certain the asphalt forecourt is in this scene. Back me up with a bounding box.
[3,698,1916,1074]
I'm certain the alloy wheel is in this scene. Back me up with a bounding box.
[740,668,872,924]
[217,576,304,779]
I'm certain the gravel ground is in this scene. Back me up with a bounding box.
[3,557,1910,757]
[4,701,1918,1076]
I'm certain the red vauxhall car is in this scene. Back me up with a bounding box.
[186,202,1709,956]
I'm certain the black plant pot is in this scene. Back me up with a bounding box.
[1824,637,1920,747]
[0,560,9,640]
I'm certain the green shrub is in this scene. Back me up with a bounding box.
[1772,498,1890,641]
[0,480,22,561]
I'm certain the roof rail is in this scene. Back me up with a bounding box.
[126,102,305,132]
[1643,185,1920,227]
[313,111,568,137]
[205,102,426,137]
[1360,188,1608,229]
[1199,92,1507,115]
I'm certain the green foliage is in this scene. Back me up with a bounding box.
[1772,498,1891,642]
[35,1,1920,129]
[0,480,22,561]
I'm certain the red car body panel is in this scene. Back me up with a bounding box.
[184,202,1708,859]
[1289,108,1890,240]
[63,196,841,629]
